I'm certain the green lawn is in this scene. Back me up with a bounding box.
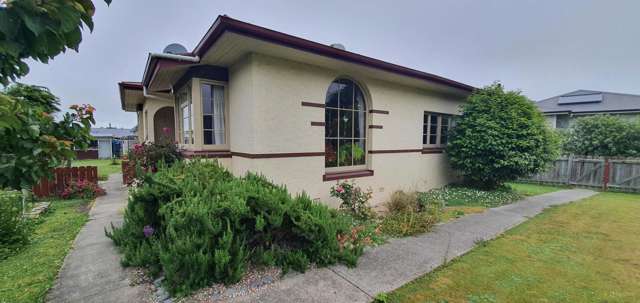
[72,159,121,180]
[386,192,640,303]
[507,182,568,196]
[0,199,90,303]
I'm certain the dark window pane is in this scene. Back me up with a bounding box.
[203,115,213,129]
[353,138,366,165]
[338,139,353,167]
[423,124,428,136]
[429,135,437,145]
[339,110,353,138]
[326,82,340,108]
[325,108,339,138]
[202,85,212,114]
[338,81,354,109]
[429,124,438,137]
[353,110,366,138]
[204,130,213,145]
[325,139,338,167]
[354,87,365,110]
[423,134,427,145]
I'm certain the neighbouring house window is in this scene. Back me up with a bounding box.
[556,114,570,129]
[201,84,225,145]
[423,112,454,147]
[325,79,367,168]
[177,84,193,144]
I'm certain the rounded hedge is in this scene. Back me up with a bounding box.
[446,83,558,188]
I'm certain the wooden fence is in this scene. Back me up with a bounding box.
[32,166,98,198]
[522,156,640,191]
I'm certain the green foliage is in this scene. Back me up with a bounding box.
[329,180,374,220]
[0,191,31,259]
[385,190,419,214]
[0,84,95,190]
[379,211,437,237]
[106,160,363,296]
[446,83,559,188]
[419,185,522,208]
[0,0,112,85]
[563,115,640,157]
[373,292,390,303]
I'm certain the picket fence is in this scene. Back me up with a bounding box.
[522,156,640,191]
[32,166,98,198]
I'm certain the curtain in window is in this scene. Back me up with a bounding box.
[202,84,225,145]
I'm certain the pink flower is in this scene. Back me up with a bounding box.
[162,127,171,134]
[335,186,344,193]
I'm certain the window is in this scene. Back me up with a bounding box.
[556,114,570,129]
[325,79,367,168]
[176,84,193,144]
[201,84,226,145]
[423,112,454,147]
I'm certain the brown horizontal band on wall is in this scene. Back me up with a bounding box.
[422,147,445,154]
[231,151,325,159]
[369,109,389,115]
[181,150,232,158]
[323,169,374,181]
[301,101,325,108]
[310,121,325,127]
[368,125,383,129]
[369,149,422,154]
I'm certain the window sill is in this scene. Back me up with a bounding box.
[422,147,445,154]
[323,169,374,181]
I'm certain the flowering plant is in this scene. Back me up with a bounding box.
[330,180,374,220]
[59,179,105,200]
[143,225,154,238]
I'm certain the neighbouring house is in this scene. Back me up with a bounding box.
[79,127,138,159]
[118,15,474,206]
[537,90,640,129]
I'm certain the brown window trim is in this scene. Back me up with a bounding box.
[301,101,325,108]
[369,109,389,115]
[368,125,383,129]
[323,169,374,181]
[310,121,325,126]
[422,147,445,154]
[181,150,232,158]
[369,149,422,154]
[232,151,325,159]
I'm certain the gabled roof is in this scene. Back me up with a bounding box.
[536,90,640,114]
[139,15,474,93]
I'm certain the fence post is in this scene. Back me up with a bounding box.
[602,158,610,191]
[566,154,574,185]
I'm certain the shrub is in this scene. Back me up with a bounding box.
[446,83,559,189]
[563,115,640,157]
[0,191,31,259]
[379,211,437,237]
[419,185,521,209]
[329,180,374,220]
[106,160,365,296]
[59,179,105,200]
[385,190,419,214]
[127,131,182,176]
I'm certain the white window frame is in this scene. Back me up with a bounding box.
[423,111,454,148]
[200,79,228,147]
[176,83,193,145]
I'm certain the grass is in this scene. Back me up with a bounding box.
[0,199,90,303]
[72,159,121,180]
[386,192,640,303]
[507,182,568,196]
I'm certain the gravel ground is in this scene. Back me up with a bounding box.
[130,266,282,303]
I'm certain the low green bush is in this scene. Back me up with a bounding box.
[379,211,437,237]
[385,190,419,214]
[0,191,31,259]
[106,160,365,296]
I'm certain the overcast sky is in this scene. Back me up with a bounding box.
[20,0,640,128]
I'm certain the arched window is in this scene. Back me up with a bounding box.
[325,79,367,169]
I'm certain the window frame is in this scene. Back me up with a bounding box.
[176,82,193,145]
[200,80,227,146]
[422,111,455,148]
[324,78,369,173]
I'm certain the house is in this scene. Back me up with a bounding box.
[537,90,640,129]
[118,15,474,206]
[79,127,138,159]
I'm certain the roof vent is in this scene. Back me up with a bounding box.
[163,43,188,54]
[330,43,346,51]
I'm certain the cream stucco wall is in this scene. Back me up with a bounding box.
[222,53,466,206]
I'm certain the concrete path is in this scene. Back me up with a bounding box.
[231,188,597,303]
[46,174,148,303]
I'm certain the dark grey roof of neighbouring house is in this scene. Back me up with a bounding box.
[91,127,136,138]
[536,90,640,114]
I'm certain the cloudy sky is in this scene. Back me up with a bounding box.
[21,0,640,128]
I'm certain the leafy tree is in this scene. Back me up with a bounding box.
[446,83,558,189]
[563,115,640,157]
[0,83,95,191]
[0,0,112,85]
